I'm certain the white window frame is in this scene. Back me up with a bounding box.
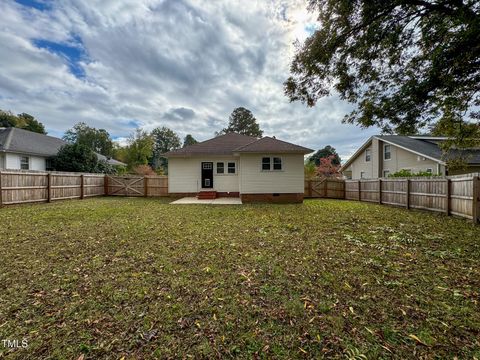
[20,156,30,170]
[365,148,371,162]
[384,144,391,161]
[261,156,283,172]
[383,169,390,178]
[360,171,366,179]
[261,157,271,171]
[426,168,433,174]
[227,162,236,174]
[216,162,224,174]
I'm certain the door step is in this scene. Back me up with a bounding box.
[197,191,217,200]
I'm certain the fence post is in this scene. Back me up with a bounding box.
[104,175,109,196]
[406,179,410,209]
[473,176,479,224]
[47,173,52,203]
[144,176,148,197]
[378,179,382,204]
[0,171,3,208]
[445,178,451,216]
[358,180,361,201]
[80,174,85,199]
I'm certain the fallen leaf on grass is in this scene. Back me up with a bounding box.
[408,334,429,346]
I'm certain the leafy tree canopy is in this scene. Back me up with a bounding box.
[285,0,480,142]
[151,126,181,170]
[50,143,114,173]
[183,134,198,147]
[64,122,114,157]
[308,145,341,166]
[218,107,263,137]
[126,129,154,169]
[0,109,47,134]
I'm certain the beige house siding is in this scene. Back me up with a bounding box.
[239,153,304,194]
[344,141,444,179]
[168,157,240,193]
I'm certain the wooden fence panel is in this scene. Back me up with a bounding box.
[0,171,48,205]
[450,177,474,219]
[360,180,379,203]
[107,176,145,196]
[409,179,447,213]
[145,176,168,197]
[51,174,81,200]
[345,180,360,200]
[304,179,345,199]
[381,179,407,207]
[83,175,106,197]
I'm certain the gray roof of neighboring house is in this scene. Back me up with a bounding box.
[163,132,314,157]
[0,127,126,166]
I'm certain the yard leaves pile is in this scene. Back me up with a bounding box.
[0,198,479,359]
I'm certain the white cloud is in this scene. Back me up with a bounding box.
[0,0,380,163]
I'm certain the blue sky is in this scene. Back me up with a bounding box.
[0,0,379,160]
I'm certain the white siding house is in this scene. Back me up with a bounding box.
[164,133,313,203]
[0,127,125,171]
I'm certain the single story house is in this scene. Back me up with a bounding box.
[163,133,313,203]
[341,135,480,179]
[0,127,125,171]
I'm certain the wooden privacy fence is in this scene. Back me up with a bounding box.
[345,175,480,223]
[0,170,105,205]
[106,175,168,197]
[305,178,345,199]
[0,171,169,206]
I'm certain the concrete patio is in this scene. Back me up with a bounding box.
[170,197,242,205]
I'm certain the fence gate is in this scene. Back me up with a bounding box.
[107,176,145,196]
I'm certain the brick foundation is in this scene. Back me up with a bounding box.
[240,193,304,203]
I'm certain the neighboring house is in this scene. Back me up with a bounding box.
[341,135,480,179]
[0,127,125,171]
[163,133,313,202]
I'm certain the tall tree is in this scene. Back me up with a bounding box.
[0,110,18,128]
[285,1,480,142]
[183,134,198,147]
[308,145,341,166]
[64,122,114,156]
[150,126,181,170]
[16,113,47,134]
[126,129,154,169]
[50,143,99,173]
[0,109,47,134]
[218,107,263,137]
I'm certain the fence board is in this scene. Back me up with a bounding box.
[304,179,345,199]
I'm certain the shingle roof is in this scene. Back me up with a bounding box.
[0,127,126,166]
[234,136,314,154]
[376,135,444,161]
[163,133,313,157]
[0,127,66,156]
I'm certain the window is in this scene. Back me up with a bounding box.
[202,163,212,170]
[262,157,271,170]
[45,158,53,171]
[360,171,366,179]
[273,157,282,170]
[365,149,371,162]
[227,162,236,174]
[384,144,391,160]
[20,156,29,170]
[383,170,390,177]
[216,162,224,174]
[426,168,433,174]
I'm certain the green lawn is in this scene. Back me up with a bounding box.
[0,198,479,359]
